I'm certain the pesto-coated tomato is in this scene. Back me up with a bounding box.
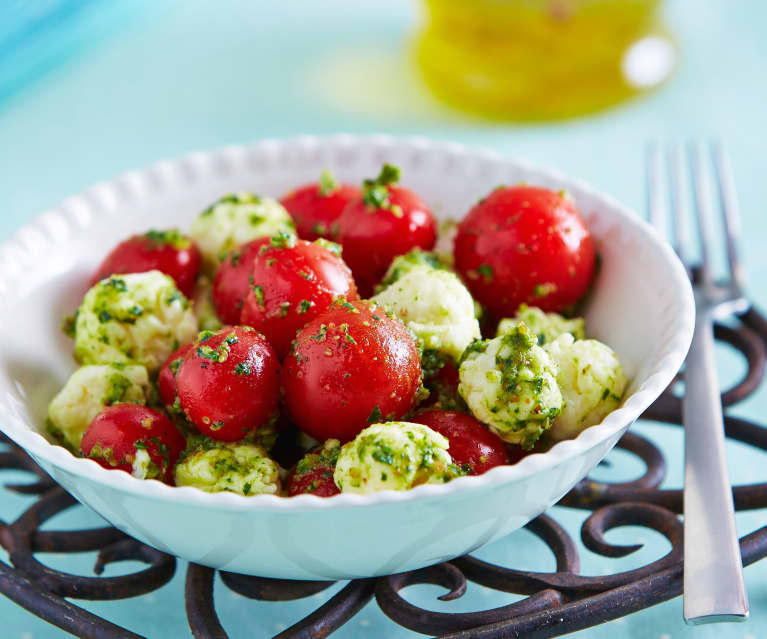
[157,342,194,409]
[81,404,186,483]
[280,171,361,241]
[176,326,280,441]
[240,234,358,358]
[282,300,422,442]
[212,238,270,325]
[410,410,509,475]
[91,229,201,297]
[337,164,436,296]
[454,185,595,317]
[285,440,341,497]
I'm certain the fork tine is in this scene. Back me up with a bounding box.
[689,142,716,285]
[668,143,692,274]
[646,142,666,232]
[712,142,746,292]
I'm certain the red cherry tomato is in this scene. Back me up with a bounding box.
[285,442,341,497]
[505,443,532,465]
[337,164,436,296]
[212,238,270,325]
[280,171,361,241]
[454,185,595,317]
[91,229,201,297]
[240,235,358,358]
[410,410,509,475]
[176,326,280,441]
[157,342,194,409]
[81,404,186,483]
[283,300,422,442]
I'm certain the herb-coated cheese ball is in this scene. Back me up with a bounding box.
[47,364,151,450]
[189,193,295,270]
[497,305,585,346]
[333,422,459,494]
[174,441,281,496]
[372,268,480,361]
[74,271,198,373]
[378,248,446,290]
[458,323,562,449]
[544,334,627,440]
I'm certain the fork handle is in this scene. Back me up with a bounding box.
[683,311,749,623]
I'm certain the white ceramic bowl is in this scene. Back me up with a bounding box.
[0,135,694,580]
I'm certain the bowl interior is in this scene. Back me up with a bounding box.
[0,135,690,489]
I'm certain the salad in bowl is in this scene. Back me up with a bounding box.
[0,136,693,578]
[48,163,626,499]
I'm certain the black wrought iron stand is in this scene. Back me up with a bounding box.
[3,308,767,639]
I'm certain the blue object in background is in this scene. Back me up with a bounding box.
[0,1,766,637]
[0,0,151,105]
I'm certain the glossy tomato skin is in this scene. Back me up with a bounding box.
[176,326,280,441]
[338,186,437,297]
[157,342,194,408]
[285,443,341,497]
[212,238,270,325]
[454,186,595,317]
[81,404,186,483]
[280,179,361,241]
[411,410,509,475]
[240,237,358,358]
[282,300,422,442]
[92,230,201,297]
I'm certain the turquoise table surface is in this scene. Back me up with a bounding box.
[1,1,766,637]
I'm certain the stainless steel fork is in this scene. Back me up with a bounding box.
[647,141,749,624]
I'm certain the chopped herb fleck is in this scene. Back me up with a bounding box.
[234,362,252,376]
[252,285,265,307]
[311,324,328,342]
[477,264,494,282]
[270,231,296,250]
[367,405,383,424]
[362,163,401,209]
[313,238,342,256]
[61,312,78,338]
[143,229,188,248]
[318,169,338,196]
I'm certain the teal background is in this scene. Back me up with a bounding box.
[1,1,766,637]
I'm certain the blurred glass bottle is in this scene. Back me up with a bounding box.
[415,0,676,121]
